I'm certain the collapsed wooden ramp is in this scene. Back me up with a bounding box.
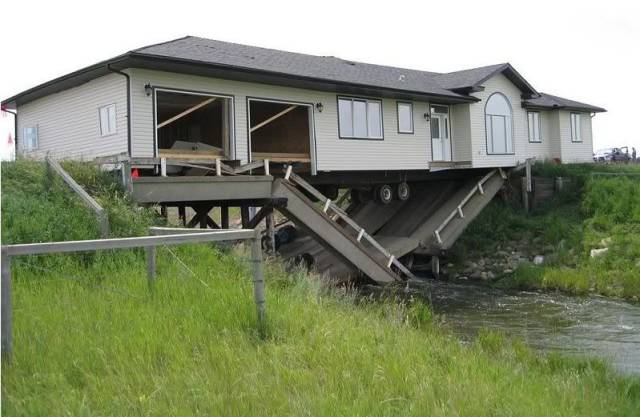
[278,169,505,279]
[271,175,415,285]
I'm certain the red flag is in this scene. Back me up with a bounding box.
[132,168,139,178]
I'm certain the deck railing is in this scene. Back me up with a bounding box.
[284,166,414,281]
[433,168,506,245]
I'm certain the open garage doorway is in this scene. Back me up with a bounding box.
[155,89,233,160]
[248,98,315,170]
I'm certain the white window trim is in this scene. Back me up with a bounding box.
[570,113,582,142]
[397,101,414,134]
[99,104,117,137]
[484,92,514,155]
[337,96,384,140]
[23,125,39,152]
[528,111,541,143]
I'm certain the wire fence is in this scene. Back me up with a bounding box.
[1,227,266,363]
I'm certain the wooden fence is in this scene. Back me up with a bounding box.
[1,228,265,363]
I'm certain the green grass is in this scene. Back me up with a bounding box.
[2,159,640,416]
[454,162,640,299]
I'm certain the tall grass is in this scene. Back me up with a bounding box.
[456,162,640,299]
[2,160,639,416]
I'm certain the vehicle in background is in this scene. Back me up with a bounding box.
[593,147,630,163]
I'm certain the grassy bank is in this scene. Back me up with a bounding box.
[2,160,639,416]
[452,162,640,299]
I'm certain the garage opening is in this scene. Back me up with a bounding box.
[248,99,312,164]
[155,90,232,160]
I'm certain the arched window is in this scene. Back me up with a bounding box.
[485,93,513,154]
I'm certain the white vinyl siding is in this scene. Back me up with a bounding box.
[528,111,541,142]
[99,104,117,136]
[129,69,431,171]
[397,102,413,133]
[16,73,128,159]
[23,126,38,151]
[559,111,593,163]
[338,97,383,139]
[570,113,582,142]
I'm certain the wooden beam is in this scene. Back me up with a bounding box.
[157,97,216,129]
[250,105,297,133]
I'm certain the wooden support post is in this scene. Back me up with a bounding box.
[521,177,530,213]
[250,231,266,337]
[146,246,156,292]
[431,255,440,279]
[122,161,133,194]
[179,205,187,226]
[160,205,167,219]
[215,159,222,176]
[1,249,12,363]
[221,205,230,229]
[265,209,276,254]
[241,206,250,229]
[525,159,532,193]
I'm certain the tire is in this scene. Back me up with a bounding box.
[276,225,297,244]
[397,182,410,201]
[376,184,394,204]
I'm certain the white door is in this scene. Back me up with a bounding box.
[430,105,451,161]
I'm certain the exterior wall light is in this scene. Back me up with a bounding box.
[144,83,152,97]
[315,102,324,112]
[424,112,430,122]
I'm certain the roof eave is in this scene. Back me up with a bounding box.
[3,52,478,108]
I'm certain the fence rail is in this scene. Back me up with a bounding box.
[46,156,109,238]
[1,228,266,363]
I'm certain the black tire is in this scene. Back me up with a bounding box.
[277,225,297,244]
[261,234,281,251]
[397,182,410,201]
[376,184,393,204]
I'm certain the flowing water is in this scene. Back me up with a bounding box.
[408,279,640,374]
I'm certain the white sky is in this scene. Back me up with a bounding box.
[1,0,639,160]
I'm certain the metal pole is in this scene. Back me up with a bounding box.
[146,246,156,292]
[1,250,12,362]
[250,231,266,337]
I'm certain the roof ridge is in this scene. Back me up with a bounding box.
[130,35,192,53]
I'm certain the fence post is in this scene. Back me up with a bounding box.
[146,246,156,292]
[1,249,12,363]
[265,210,276,254]
[250,231,266,337]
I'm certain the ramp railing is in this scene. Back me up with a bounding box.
[283,166,414,280]
[433,168,506,245]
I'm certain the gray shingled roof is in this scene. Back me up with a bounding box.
[523,92,606,112]
[2,36,606,113]
[132,36,465,99]
[434,63,507,90]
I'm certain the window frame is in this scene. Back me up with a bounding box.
[570,112,582,143]
[337,96,384,140]
[396,101,414,134]
[23,125,39,151]
[527,111,541,143]
[99,103,117,137]
[484,92,515,155]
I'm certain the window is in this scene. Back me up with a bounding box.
[528,111,541,142]
[99,104,117,136]
[397,102,413,133]
[23,126,38,151]
[570,113,582,142]
[485,93,513,154]
[338,97,383,139]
